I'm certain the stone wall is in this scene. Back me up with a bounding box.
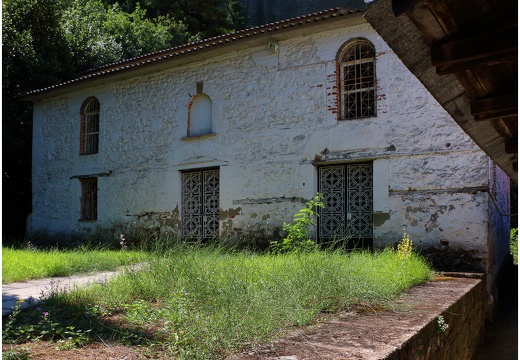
[30,19,492,266]
[389,274,487,360]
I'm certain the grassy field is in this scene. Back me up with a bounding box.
[3,243,433,359]
[2,247,148,283]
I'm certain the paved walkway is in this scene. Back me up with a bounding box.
[2,269,124,316]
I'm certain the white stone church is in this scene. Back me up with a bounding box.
[24,7,510,300]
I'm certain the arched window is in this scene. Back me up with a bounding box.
[80,97,100,154]
[338,39,376,119]
[188,94,213,137]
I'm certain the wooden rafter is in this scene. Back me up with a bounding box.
[470,93,518,122]
[431,26,518,75]
[505,140,518,154]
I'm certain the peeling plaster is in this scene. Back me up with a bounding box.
[220,207,242,219]
[374,213,390,227]
[29,23,498,278]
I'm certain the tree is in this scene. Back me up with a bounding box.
[2,0,247,239]
[104,0,248,39]
[2,0,73,238]
[62,0,192,72]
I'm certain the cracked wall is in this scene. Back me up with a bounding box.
[29,20,502,270]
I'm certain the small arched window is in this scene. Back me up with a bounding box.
[80,97,100,154]
[338,39,376,119]
[188,94,212,137]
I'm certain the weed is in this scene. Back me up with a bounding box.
[2,301,92,348]
[511,228,518,264]
[436,315,449,333]
[3,232,434,358]
[3,300,26,343]
[397,230,413,260]
[118,233,128,251]
[2,348,32,360]
[270,194,324,253]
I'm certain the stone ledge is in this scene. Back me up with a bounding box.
[181,132,217,141]
[229,274,485,359]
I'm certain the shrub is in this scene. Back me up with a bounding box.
[511,228,518,264]
[269,194,324,253]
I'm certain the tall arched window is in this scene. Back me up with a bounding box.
[188,94,213,137]
[338,39,376,119]
[80,97,100,154]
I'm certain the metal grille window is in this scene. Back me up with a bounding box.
[182,169,220,240]
[318,163,373,249]
[340,40,376,119]
[80,178,97,221]
[81,97,100,154]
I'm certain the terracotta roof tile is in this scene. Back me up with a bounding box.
[23,7,361,99]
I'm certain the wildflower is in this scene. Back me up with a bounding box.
[16,299,24,304]
[36,307,42,311]
[397,231,413,260]
[119,233,128,250]
[42,312,49,317]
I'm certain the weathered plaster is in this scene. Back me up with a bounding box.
[29,20,506,278]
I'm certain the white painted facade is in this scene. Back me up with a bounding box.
[29,15,509,282]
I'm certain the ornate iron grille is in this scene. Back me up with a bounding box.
[341,41,376,119]
[318,163,373,249]
[182,169,220,240]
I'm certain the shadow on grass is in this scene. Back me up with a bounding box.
[2,295,165,349]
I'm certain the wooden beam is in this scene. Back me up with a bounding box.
[471,93,518,122]
[391,0,422,16]
[432,26,517,75]
[505,141,518,154]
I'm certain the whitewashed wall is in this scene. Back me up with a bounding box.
[30,22,496,265]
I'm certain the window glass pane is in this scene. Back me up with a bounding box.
[80,178,97,220]
[82,98,100,154]
[340,41,376,120]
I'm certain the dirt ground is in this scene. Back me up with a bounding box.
[3,273,517,360]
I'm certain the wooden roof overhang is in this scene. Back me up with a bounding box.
[365,0,518,183]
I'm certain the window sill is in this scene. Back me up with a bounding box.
[338,115,377,121]
[182,133,217,141]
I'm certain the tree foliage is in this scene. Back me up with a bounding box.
[3,0,74,238]
[62,0,193,71]
[2,0,248,238]
[104,0,247,39]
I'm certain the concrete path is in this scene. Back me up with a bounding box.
[2,270,123,316]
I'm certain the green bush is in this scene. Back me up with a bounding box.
[511,228,518,264]
[269,194,324,253]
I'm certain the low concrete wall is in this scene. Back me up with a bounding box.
[388,273,487,360]
[229,273,487,359]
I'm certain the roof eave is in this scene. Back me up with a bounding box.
[22,8,365,102]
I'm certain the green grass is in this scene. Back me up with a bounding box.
[2,247,147,283]
[14,244,433,359]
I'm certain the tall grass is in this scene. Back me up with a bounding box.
[49,244,432,358]
[2,247,147,283]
